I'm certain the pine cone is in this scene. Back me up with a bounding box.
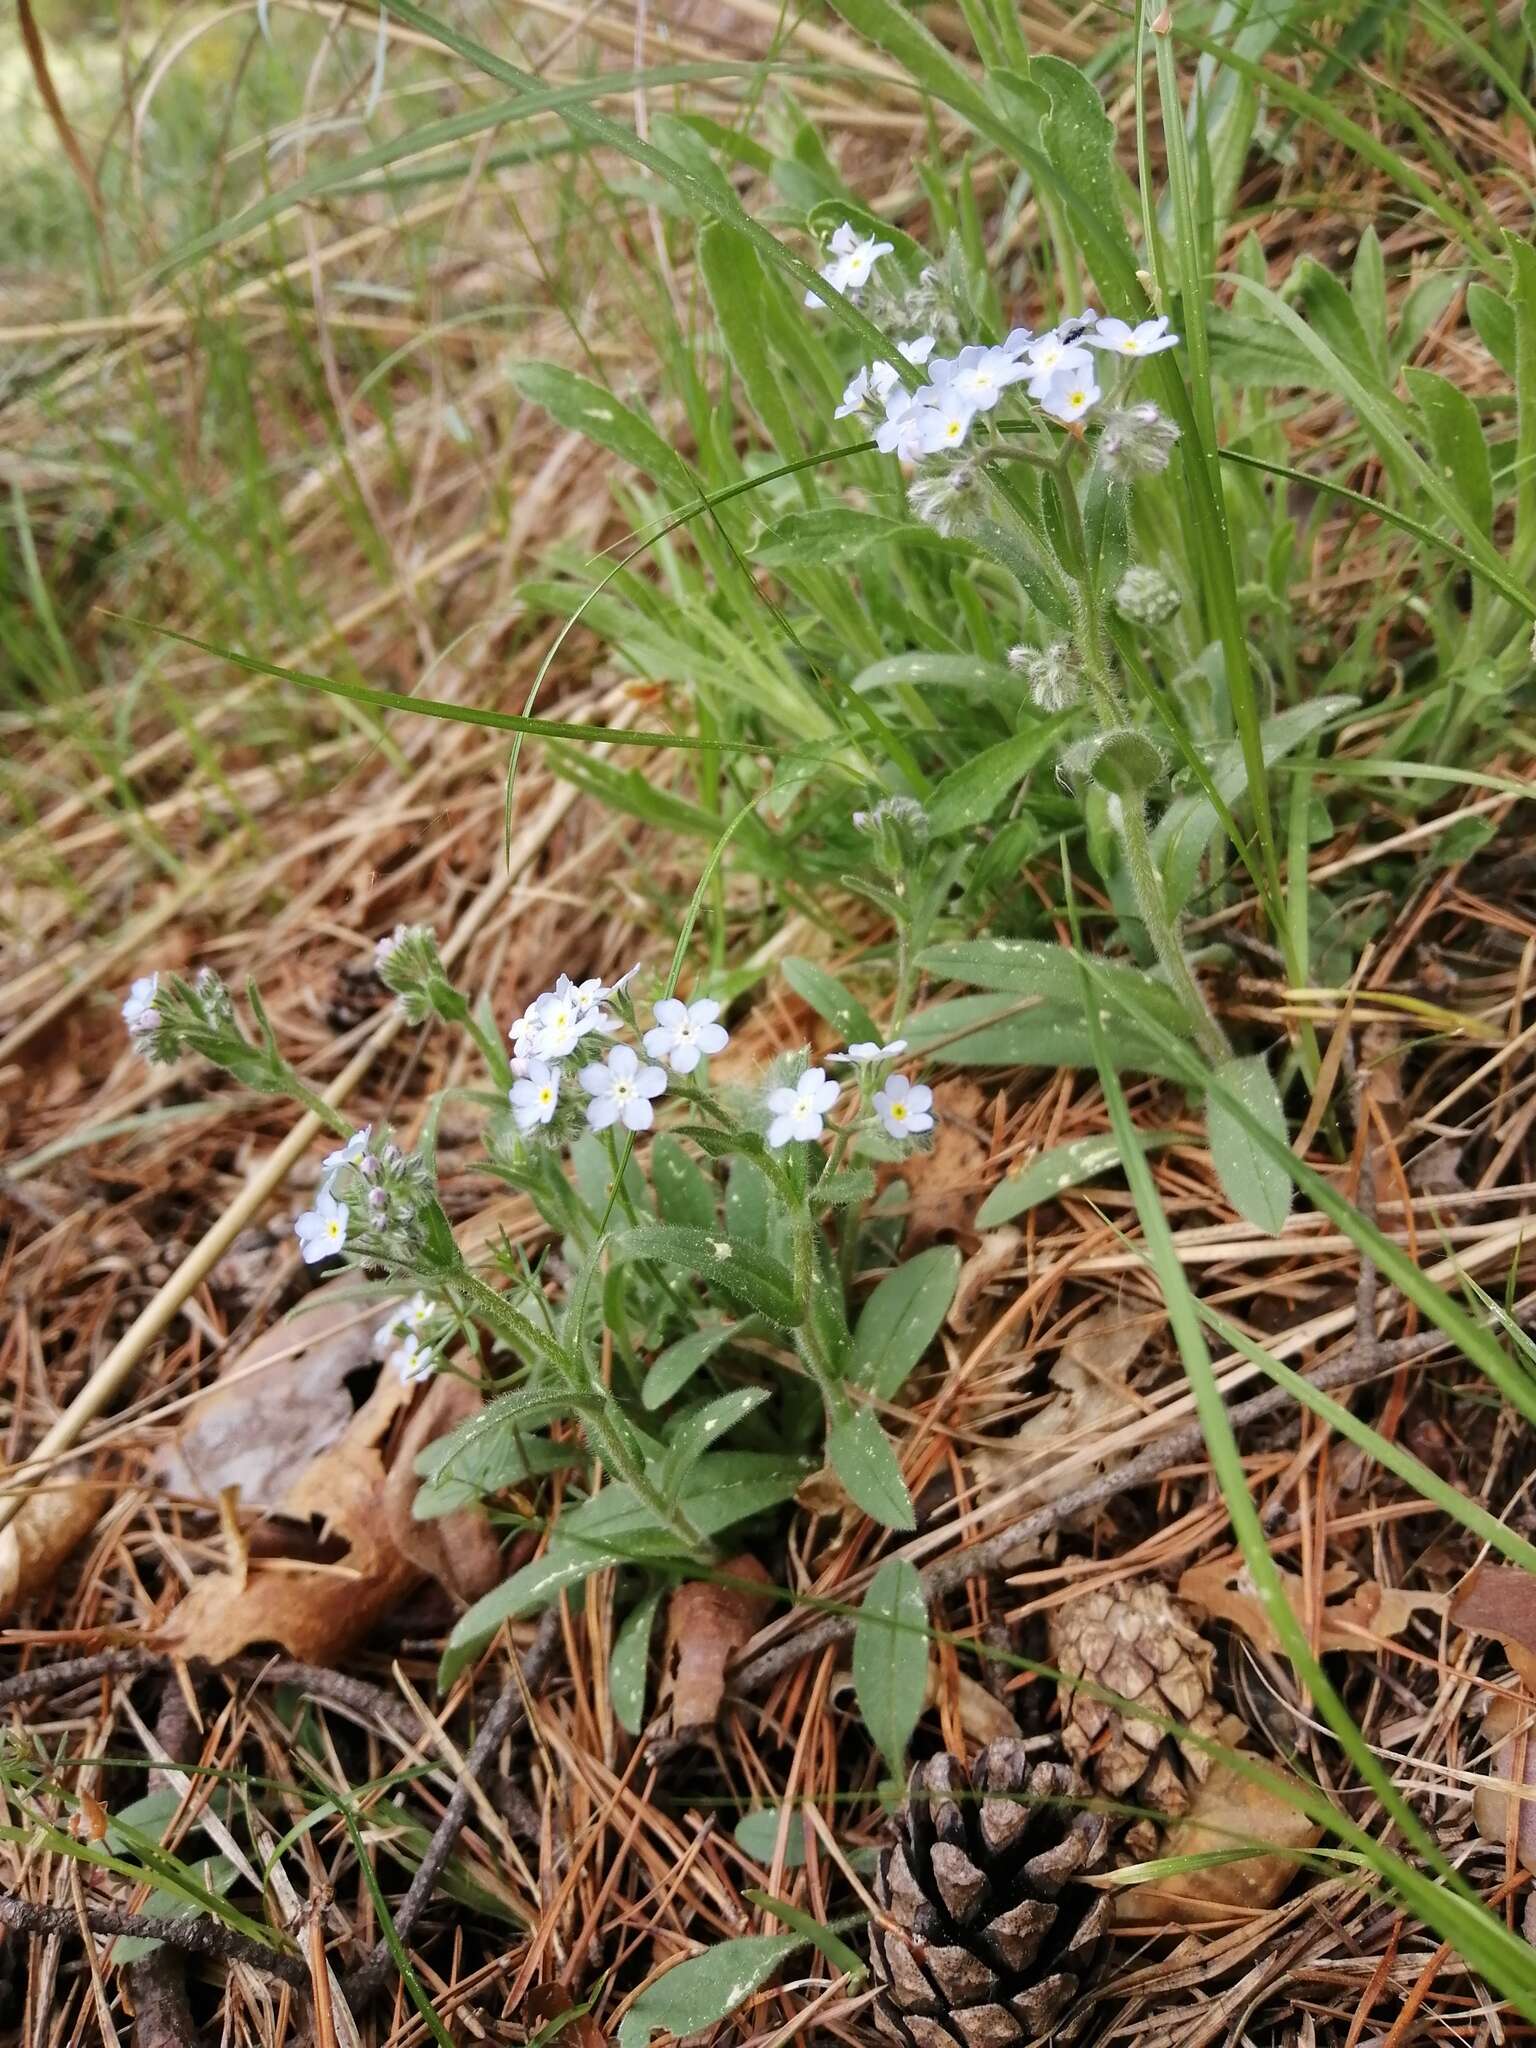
[1051,1580,1222,1818]
[871,1747,1111,2047]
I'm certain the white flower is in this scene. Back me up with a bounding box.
[321,1126,371,1180]
[1038,364,1102,424]
[804,222,893,308]
[999,326,1034,358]
[391,1333,437,1385]
[580,1043,667,1132]
[373,925,407,971]
[1086,314,1179,358]
[527,983,588,1060]
[510,1059,561,1130]
[122,975,160,1043]
[294,1187,348,1263]
[644,997,729,1075]
[928,343,1029,413]
[1024,332,1094,392]
[765,1068,842,1148]
[874,1072,934,1139]
[833,337,936,420]
[915,386,978,454]
[828,1038,908,1065]
[373,1292,435,1361]
[874,390,933,461]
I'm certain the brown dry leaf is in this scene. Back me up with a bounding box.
[153,1280,499,1660]
[0,1472,100,1619]
[1472,1693,1536,1874]
[153,1284,393,1510]
[1179,1554,1443,1656]
[969,1301,1160,1513]
[661,1555,773,1733]
[1451,1563,1536,1690]
[382,1374,502,1606]
[156,1433,418,1665]
[902,1079,991,1246]
[1358,1017,1405,1140]
[1114,1758,1323,1925]
[948,1226,1022,1334]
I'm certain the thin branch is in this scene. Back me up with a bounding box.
[0,1893,309,1991]
[0,1650,154,1710]
[343,1606,564,2003]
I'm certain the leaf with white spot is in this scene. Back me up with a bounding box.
[1207,1054,1292,1235]
[826,1412,915,1530]
[976,1130,1179,1227]
[853,1556,929,1778]
[656,1387,772,1501]
[847,1246,961,1400]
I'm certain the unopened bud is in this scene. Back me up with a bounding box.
[1113,565,1181,627]
[1096,402,1180,481]
[1008,641,1082,714]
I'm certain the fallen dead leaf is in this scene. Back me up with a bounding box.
[153,1285,389,1510]
[969,1300,1161,1516]
[1114,1757,1323,1924]
[152,1280,500,1659]
[661,1555,773,1734]
[1452,1563,1536,1690]
[0,1471,100,1619]
[1179,1554,1444,1657]
[1472,1692,1536,1875]
[383,1375,502,1606]
[948,1226,1022,1333]
[156,1433,418,1665]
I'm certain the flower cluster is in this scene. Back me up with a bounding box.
[765,1041,934,1148]
[122,974,161,1056]
[373,1291,441,1385]
[808,215,1179,462]
[506,969,725,1138]
[293,1126,435,1267]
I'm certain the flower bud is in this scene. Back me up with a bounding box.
[1095,402,1180,481]
[1113,565,1181,628]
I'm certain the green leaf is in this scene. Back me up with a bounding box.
[610,1224,797,1325]
[733,1807,810,1867]
[1033,56,1138,278]
[811,1166,878,1208]
[610,1589,663,1736]
[441,1452,811,1684]
[1152,695,1358,916]
[918,938,1187,1027]
[976,1131,1179,1227]
[755,507,964,566]
[852,1557,929,1779]
[641,1319,742,1411]
[650,1133,718,1232]
[509,361,692,496]
[1405,366,1495,534]
[926,722,1062,836]
[742,1891,866,1979]
[657,1387,771,1498]
[1467,282,1516,375]
[852,652,1006,697]
[826,1412,915,1530]
[616,1934,801,2048]
[412,1388,582,1518]
[782,957,879,1046]
[699,220,804,457]
[904,994,1181,1079]
[848,1246,961,1400]
[726,1155,774,1243]
[109,1857,240,1964]
[1206,1054,1292,1235]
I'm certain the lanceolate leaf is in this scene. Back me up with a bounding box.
[848,1246,961,1399]
[1206,1054,1292,1236]
[617,1934,802,2048]
[826,1412,915,1530]
[853,1557,929,1778]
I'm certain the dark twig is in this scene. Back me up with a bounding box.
[0,1650,155,1710]
[229,1657,419,1732]
[0,1893,309,1991]
[343,1606,564,2003]
[733,1321,1472,1696]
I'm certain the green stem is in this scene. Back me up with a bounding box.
[1116,796,1229,1064]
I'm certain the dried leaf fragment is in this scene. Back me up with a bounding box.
[1115,1759,1323,1924]
[1452,1562,1536,1690]
[1179,1554,1443,1657]
[661,1555,773,1734]
[0,1473,100,1619]
[1472,1693,1536,1875]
